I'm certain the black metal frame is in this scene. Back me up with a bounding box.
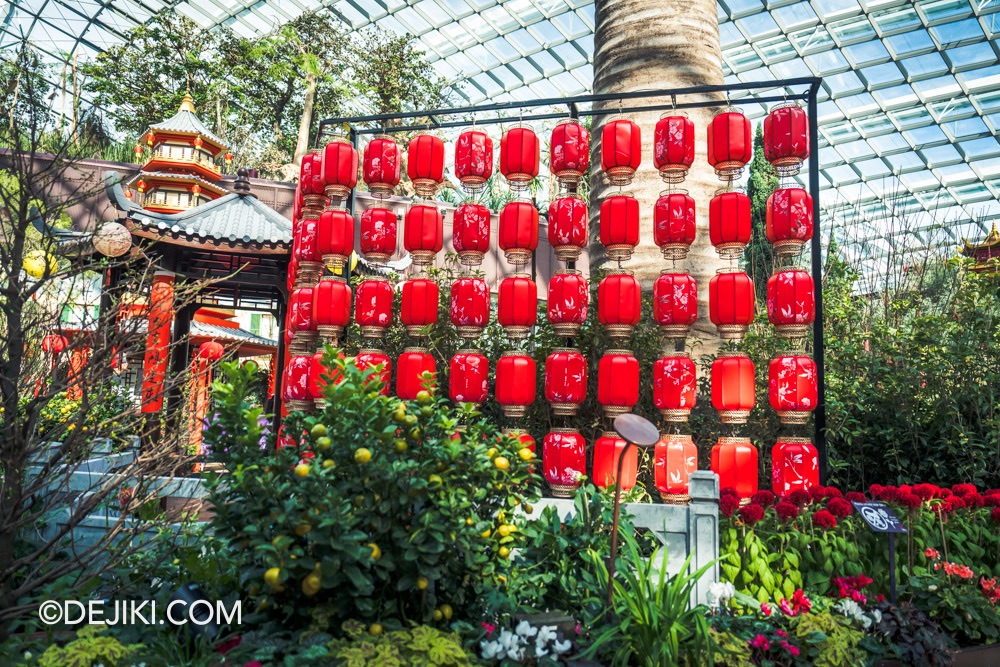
[317,78,828,482]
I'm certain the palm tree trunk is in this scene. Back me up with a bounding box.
[294,71,316,164]
[592,0,725,355]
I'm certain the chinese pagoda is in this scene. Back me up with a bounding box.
[960,223,1000,273]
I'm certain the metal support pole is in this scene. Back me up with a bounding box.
[889,533,897,604]
[605,441,633,618]
[807,79,827,485]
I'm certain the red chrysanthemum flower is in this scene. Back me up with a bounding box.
[897,493,923,511]
[946,496,966,511]
[720,494,740,518]
[720,486,739,498]
[941,489,953,498]
[809,485,827,501]
[788,489,812,507]
[913,483,942,500]
[986,495,1000,508]
[740,503,766,526]
[846,491,867,503]
[990,507,1000,524]
[964,493,985,508]
[868,484,884,498]
[775,501,800,521]
[751,490,776,508]
[952,483,978,497]
[825,487,844,499]
[812,509,838,529]
[827,497,853,519]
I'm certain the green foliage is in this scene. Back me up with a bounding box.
[708,628,755,667]
[349,29,450,119]
[789,606,868,667]
[36,626,140,667]
[204,355,540,630]
[874,602,956,667]
[907,571,1000,647]
[329,620,472,667]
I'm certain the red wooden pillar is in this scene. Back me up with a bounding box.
[140,272,174,413]
[66,345,90,400]
[267,352,277,399]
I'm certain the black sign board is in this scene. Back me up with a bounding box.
[851,501,907,534]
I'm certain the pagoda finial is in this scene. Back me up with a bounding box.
[179,91,196,114]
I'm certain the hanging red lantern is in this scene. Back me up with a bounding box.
[355,348,392,395]
[711,352,755,424]
[396,347,436,400]
[133,144,143,158]
[299,152,327,216]
[450,276,489,339]
[504,428,536,457]
[544,348,587,416]
[767,267,815,339]
[766,187,813,257]
[653,190,696,260]
[322,138,358,201]
[407,134,445,198]
[224,151,233,166]
[547,195,587,261]
[317,207,354,271]
[764,102,809,176]
[598,270,641,339]
[455,129,493,194]
[654,434,698,502]
[601,119,641,186]
[41,334,69,354]
[495,351,536,418]
[709,189,752,259]
[449,349,489,405]
[599,195,640,262]
[550,118,589,186]
[543,428,586,498]
[355,277,394,338]
[498,274,537,339]
[293,216,320,265]
[363,136,401,197]
[401,277,439,336]
[312,276,352,342]
[146,130,155,146]
[653,353,697,422]
[768,355,818,425]
[404,204,443,267]
[282,354,313,412]
[452,203,491,268]
[193,135,203,150]
[598,350,639,418]
[708,108,752,180]
[287,287,316,349]
[499,125,539,191]
[309,349,345,408]
[136,179,147,193]
[287,257,299,292]
[547,270,588,337]
[498,201,538,265]
[653,272,697,339]
[654,113,695,183]
[360,206,397,263]
[772,438,819,497]
[709,270,755,342]
[191,184,202,198]
[711,437,758,500]
[592,431,638,491]
[198,340,225,361]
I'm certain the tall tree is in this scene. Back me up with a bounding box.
[744,125,779,302]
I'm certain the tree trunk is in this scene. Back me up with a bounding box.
[294,71,316,165]
[591,0,725,355]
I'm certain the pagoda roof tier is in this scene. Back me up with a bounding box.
[961,224,1000,255]
[129,171,227,197]
[148,93,227,154]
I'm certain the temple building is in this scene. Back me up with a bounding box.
[961,224,1000,273]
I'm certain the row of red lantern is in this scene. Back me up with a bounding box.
[711,437,820,500]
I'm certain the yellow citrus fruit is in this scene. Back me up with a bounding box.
[322,459,336,469]
[498,524,515,537]
[465,517,474,526]
[404,414,418,427]
[264,567,282,588]
[409,427,422,440]
[480,529,492,539]
[315,436,332,450]
[416,390,432,405]
[393,439,408,453]
[486,447,498,460]
[428,474,443,485]
[369,623,384,636]
[301,573,321,597]
[294,523,312,536]
[368,543,381,560]
[440,604,453,620]
[524,503,534,514]
[354,448,372,464]
[310,423,328,438]
[493,456,510,471]
[518,447,534,461]
[294,463,310,478]
[432,609,443,622]
[498,546,511,559]
[392,407,407,423]
[416,576,429,590]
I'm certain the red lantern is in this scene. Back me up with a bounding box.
[653,272,697,339]
[504,428,536,457]
[287,257,299,292]
[299,152,327,215]
[711,437,758,500]
[772,438,819,497]
[767,267,815,339]
[355,277,394,338]
[317,208,354,271]
[499,125,539,191]
[322,138,358,201]
[653,353,697,422]
[193,136,203,149]
[455,129,493,194]
[547,195,587,261]
[191,184,201,197]
[146,130,155,146]
[598,271,641,339]
[543,428,586,497]
[711,353,755,424]
[404,204,443,267]
[407,134,445,198]
[498,274,537,339]
[709,270,755,342]
[452,203,491,267]
[449,349,489,405]
[401,278,439,336]
[287,287,316,349]
[707,109,752,180]
[592,431,638,491]
[599,195,640,262]
[766,187,813,257]
[550,118,589,186]
[709,189,751,259]
[768,355,818,425]
[312,276,351,341]
[356,348,392,395]
[654,434,698,502]
[598,350,639,418]
[136,179,147,193]
[133,144,143,158]
[498,201,539,265]
[41,334,68,354]
[544,348,587,416]
[495,351,536,418]
[282,354,313,412]
[309,349,344,408]
[654,113,695,183]
[292,216,322,285]
[601,119,641,186]
[547,270,588,337]
[360,206,397,263]
[450,276,489,339]
[224,152,233,165]
[396,347,436,400]
[763,102,809,176]
[653,190,696,260]
[363,136,401,197]
[198,341,224,361]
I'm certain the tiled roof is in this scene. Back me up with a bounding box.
[130,170,227,193]
[191,320,277,347]
[150,108,227,149]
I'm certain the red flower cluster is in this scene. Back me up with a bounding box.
[940,561,974,579]
[982,577,1000,605]
[809,485,842,501]
[845,491,867,503]
[912,483,944,500]
[992,507,1000,524]
[826,497,853,519]
[751,490,776,508]
[812,509,837,529]
[832,575,873,604]
[987,494,1000,508]
[740,503,765,526]
[720,494,740,518]
[788,489,812,507]
[778,589,812,616]
[775,501,799,522]
[933,496,967,516]
[952,483,978,497]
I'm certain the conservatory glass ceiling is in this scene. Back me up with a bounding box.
[3,0,1000,274]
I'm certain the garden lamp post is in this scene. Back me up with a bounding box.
[606,413,661,613]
